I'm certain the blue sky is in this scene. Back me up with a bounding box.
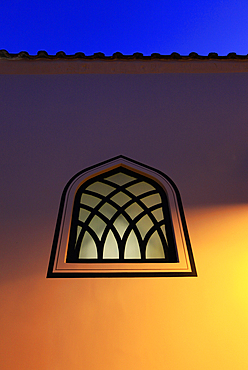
[1,0,248,55]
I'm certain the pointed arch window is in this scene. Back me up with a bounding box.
[47,156,197,277]
[67,166,178,263]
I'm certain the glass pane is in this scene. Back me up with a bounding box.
[76,225,82,242]
[124,230,141,259]
[136,215,154,239]
[127,181,155,196]
[103,230,119,258]
[86,181,115,196]
[161,225,168,244]
[152,207,163,222]
[105,172,136,185]
[80,193,101,208]
[141,193,161,207]
[146,231,165,259]
[89,215,106,239]
[99,203,117,219]
[79,208,90,222]
[79,231,98,258]
[111,192,131,207]
[114,214,129,238]
[125,202,143,219]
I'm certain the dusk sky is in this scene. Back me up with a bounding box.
[1,0,248,55]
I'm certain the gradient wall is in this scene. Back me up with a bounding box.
[0,60,248,369]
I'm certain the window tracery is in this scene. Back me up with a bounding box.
[47,156,197,277]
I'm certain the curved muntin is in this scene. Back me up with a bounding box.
[47,155,197,278]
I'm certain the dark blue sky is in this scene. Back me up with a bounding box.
[1,0,248,55]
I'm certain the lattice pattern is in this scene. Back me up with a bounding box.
[66,167,178,262]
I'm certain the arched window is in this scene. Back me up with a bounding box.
[67,166,178,263]
[47,156,197,277]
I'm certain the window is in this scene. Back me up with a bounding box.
[47,156,197,277]
[67,166,178,263]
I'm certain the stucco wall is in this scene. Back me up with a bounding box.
[0,61,248,369]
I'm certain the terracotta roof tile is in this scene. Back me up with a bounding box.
[0,50,248,60]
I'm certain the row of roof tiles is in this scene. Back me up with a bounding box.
[1,50,248,60]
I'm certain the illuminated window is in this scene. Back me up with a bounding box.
[67,166,178,263]
[47,156,197,277]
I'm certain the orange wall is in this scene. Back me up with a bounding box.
[1,204,248,370]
